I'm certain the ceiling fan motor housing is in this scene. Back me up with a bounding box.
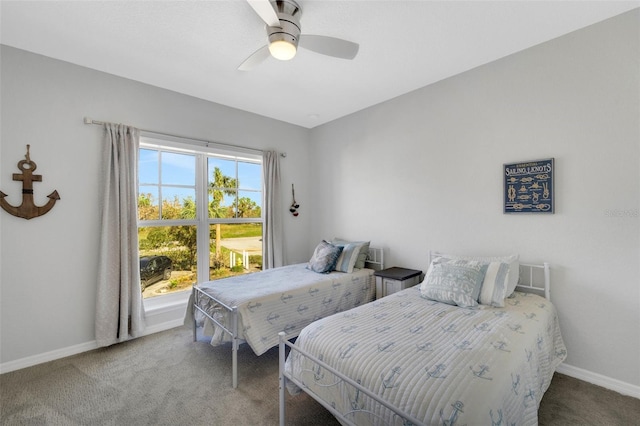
[240,0,358,70]
[267,0,301,48]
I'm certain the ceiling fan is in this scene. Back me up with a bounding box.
[239,0,359,71]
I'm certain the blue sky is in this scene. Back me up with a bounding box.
[139,148,262,209]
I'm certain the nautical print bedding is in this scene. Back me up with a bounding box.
[193,263,375,355]
[284,286,567,426]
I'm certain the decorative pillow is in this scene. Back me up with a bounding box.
[434,252,519,297]
[504,257,520,296]
[332,238,370,269]
[333,242,366,273]
[307,241,344,274]
[478,261,511,307]
[420,258,488,308]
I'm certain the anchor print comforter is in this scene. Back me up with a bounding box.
[285,287,567,426]
[194,263,375,355]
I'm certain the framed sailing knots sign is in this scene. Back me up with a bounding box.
[504,158,554,214]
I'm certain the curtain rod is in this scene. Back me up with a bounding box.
[83,117,286,157]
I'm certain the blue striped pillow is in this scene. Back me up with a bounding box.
[332,238,370,269]
[333,242,363,273]
[478,261,511,307]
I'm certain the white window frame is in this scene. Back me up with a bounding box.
[139,135,264,290]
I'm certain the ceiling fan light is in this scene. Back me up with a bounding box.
[269,40,297,61]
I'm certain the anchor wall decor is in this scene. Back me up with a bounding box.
[1,145,60,220]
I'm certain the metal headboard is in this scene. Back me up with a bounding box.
[516,262,551,301]
[364,246,384,271]
[428,251,552,301]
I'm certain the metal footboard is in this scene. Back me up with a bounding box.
[278,332,425,426]
[192,286,240,388]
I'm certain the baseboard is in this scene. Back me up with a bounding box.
[1,296,188,375]
[0,340,99,374]
[0,318,185,375]
[556,363,640,399]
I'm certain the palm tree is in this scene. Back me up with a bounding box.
[209,167,238,256]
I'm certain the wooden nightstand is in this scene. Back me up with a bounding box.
[374,267,422,298]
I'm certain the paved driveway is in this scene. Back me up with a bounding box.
[219,237,262,255]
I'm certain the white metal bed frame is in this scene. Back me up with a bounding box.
[192,246,384,388]
[278,260,551,425]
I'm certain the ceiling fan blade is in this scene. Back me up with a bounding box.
[299,35,359,60]
[247,0,280,27]
[238,45,270,71]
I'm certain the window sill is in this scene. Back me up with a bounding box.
[143,288,191,316]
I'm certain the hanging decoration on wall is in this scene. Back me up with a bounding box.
[0,145,60,220]
[503,158,554,214]
[289,183,300,216]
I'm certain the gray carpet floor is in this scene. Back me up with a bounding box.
[1,325,639,425]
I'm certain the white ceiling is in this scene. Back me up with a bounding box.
[1,1,638,128]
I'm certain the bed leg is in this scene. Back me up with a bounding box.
[232,306,238,389]
[278,332,286,426]
[192,286,197,342]
[232,339,238,389]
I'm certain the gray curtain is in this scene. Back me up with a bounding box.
[95,123,145,347]
[262,150,284,269]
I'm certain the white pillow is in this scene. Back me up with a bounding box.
[434,252,519,297]
[478,261,511,307]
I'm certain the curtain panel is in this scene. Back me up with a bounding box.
[95,123,145,347]
[262,150,284,269]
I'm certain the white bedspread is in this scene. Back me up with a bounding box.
[193,264,375,355]
[285,286,567,425]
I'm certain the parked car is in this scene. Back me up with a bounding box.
[140,255,173,290]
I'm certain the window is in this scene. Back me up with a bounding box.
[138,137,263,298]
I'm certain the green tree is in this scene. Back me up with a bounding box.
[180,196,196,219]
[138,167,239,269]
[168,225,197,267]
[166,196,198,268]
[138,193,158,220]
[209,167,237,218]
[162,195,183,219]
[146,227,169,249]
[237,197,261,218]
[209,167,238,257]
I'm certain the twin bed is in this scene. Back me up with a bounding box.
[278,255,566,425]
[190,243,383,388]
[190,246,566,425]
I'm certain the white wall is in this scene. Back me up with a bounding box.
[309,10,640,393]
[2,10,639,397]
[0,45,312,367]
